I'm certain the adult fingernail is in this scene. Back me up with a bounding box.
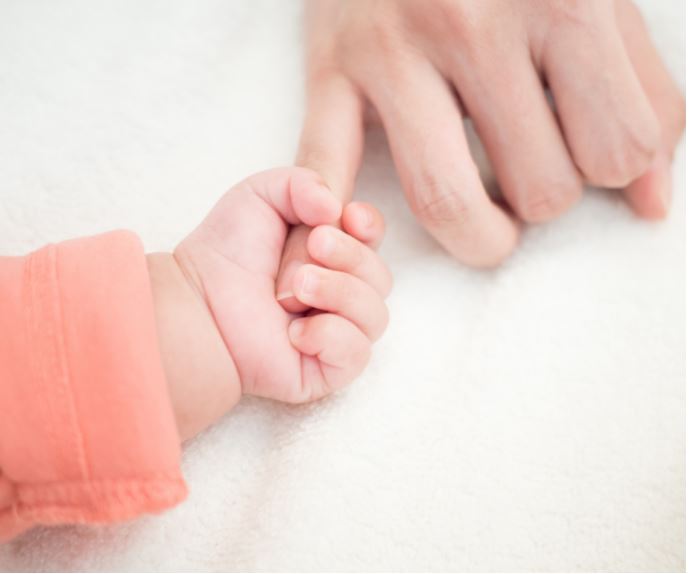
[646,152,672,215]
[625,151,673,220]
[656,154,672,211]
[288,319,305,341]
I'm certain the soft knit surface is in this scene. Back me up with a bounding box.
[0,0,685,571]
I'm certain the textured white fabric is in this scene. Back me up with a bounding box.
[0,0,684,571]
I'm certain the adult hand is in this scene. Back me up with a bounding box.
[276,0,684,309]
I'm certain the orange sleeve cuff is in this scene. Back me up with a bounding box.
[0,231,186,542]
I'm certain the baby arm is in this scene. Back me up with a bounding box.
[147,253,241,442]
[0,167,390,541]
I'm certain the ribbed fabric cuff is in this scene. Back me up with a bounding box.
[0,231,186,542]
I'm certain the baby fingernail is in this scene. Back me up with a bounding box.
[299,268,318,296]
[289,319,305,341]
[319,230,335,256]
[359,205,373,227]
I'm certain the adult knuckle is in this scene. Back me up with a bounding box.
[584,120,659,186]
[442,0,482,37]
[549,0,605,29]
[443,4,498,69]
[412,182,472,226]
[414,190,469,225]
[623,118,659,171]
[371,19,398,55]
[296,146,331,175]
[350,4,407,63]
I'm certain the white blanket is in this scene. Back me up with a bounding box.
[0,0,684,570]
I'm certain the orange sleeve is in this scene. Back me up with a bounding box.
[0,231,186,542]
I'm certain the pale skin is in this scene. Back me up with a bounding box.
[147,168,392,441]
[276,0,685,310]
[139,1,685,438]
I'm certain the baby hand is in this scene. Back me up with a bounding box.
[155,168,391,438]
